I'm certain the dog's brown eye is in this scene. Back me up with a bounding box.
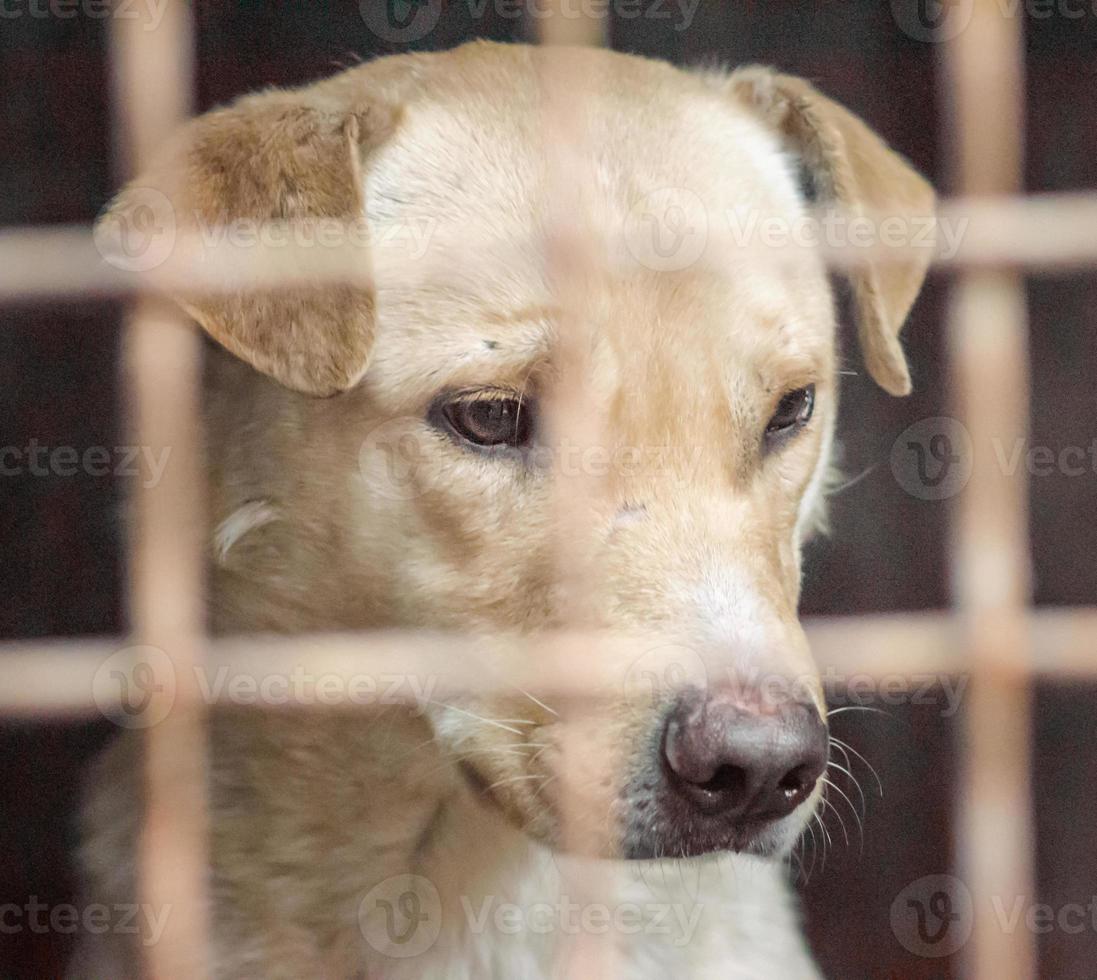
[441,395,534,450]
[765,385,816,440]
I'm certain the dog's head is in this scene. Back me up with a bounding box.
[100,43,933,862]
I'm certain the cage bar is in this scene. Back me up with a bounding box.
[537,5,619,977]
[942,1,1036,978]
[109,3,210,977]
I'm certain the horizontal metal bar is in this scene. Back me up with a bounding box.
[1,608,1095,717]
[4,192,1097,305]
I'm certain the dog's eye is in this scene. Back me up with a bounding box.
[765,385,816,441]
[440,394,534,450]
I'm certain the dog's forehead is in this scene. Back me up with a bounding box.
[364,47,803,236]
[362,46,831,408]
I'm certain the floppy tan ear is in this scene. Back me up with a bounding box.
[728,67,935,396]
[98,92,398,397]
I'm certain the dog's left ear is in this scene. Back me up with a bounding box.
[728,68,936,396]
[97,93,399,397]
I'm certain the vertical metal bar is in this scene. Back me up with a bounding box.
[537,1,606,46]
[537,5,613,979]
[110,3,210,977]
[942,3,1035,979]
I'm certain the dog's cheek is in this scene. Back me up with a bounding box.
[403,477,557,625]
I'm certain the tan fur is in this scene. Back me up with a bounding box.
[727,67,936,396]
[78,41,933,979]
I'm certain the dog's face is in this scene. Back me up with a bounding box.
[102,43,933,862]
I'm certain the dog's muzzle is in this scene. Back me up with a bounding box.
[624,679,827,859]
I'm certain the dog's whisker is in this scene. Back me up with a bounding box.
[459,746,546,759]
[826,705,889,719]
[822,777,864,851]
[788,848,801,882]
[530,774,557,804]
[483,773,547,794]
[804,821,818,883]
[830,736,884,797]
[826,463,877,497]
[827,738,854,775]
[394,735,442,763]
[814,810,833,860]
[509,685,560,718]
[425,701,528,736]
[817,795,850,848]
[827,759,867,817]
[527,744,553,765]
[790,842,811,886]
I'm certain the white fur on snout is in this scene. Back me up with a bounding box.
[677,564,774,660]
[672,562,823,724]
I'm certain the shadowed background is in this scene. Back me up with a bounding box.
[1,2,1095,977]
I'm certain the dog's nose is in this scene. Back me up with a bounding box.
[662,687,827,823]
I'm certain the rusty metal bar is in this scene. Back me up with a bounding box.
[109,2,209,977]
[3,609,1097,716]
[942,2,1035,978]
[537,0,605,46]
[535,6,616,978]
[5,193,1097,303]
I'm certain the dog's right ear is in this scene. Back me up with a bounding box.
[97,93,399,397]
[726,67,935,397]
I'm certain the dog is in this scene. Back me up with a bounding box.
[75,40,933,979]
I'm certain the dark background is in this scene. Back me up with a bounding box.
[2,1,1095,977]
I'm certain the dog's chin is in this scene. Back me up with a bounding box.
[621,813,804,862]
